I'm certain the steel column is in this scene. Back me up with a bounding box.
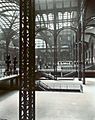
[75,38,78,72]
[78,22,82,81]
[77,0,82,81]
[82,0,88,84]
[53,1,57,80]
[91,42,94,65]
[82,16,86,84]
[19,0,35,120]
[82,25,86,84]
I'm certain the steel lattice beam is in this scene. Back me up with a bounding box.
[19,0,35,120]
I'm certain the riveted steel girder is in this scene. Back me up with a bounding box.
[19,0,35,120]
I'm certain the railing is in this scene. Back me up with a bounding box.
[0,74,19,90]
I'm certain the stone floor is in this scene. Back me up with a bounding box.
[0,78,95,120]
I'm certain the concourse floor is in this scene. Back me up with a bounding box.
[0,78,95,120]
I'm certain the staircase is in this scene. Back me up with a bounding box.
[36,80,83,92]
[36,80,51,91]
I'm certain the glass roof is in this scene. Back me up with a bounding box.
[0,0,19,47]
[0,0,94,48]
[35,0,78,32]
[0,0,78,34]
[35,0,78,47]
[35,0,78,10]
[0,0,19,32]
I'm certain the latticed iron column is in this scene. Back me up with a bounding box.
[82,2,86,84]
[77,0,82,81]
[19,0,35,120]
[53,0,57,80]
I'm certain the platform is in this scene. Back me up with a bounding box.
[0,75,19,81]
[37,78,83,92]
[0,78,95,120]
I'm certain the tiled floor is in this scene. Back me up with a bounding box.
[0,78,95,120]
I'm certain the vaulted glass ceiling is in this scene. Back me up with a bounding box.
[35,0,78,10]
[0,0,78,33]
[0,0,19,31]
[0,0,19,47]
[35,0,79,48]
[0,0,94,48]
[35,0,78,30]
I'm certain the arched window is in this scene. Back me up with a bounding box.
[48,13,54,21]
[58,12,62,20]
[64,12,71,19]
[35,39,46,48]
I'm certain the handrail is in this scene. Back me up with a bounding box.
[64,71,75,77]
[0,74,19,81]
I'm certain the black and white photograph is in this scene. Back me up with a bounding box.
[0,0,95,120]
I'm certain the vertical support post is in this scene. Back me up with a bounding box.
[77,0,82,81]
[45,42,48,68]
[53,0,57,80]
[82,17,86,84]
[78,22,82,81]
[82,0,88,84]
[89,50,90,64]
[72,36,74,69]
[19,0,35,120]
[75,38,78,73]
[91,42,93,65]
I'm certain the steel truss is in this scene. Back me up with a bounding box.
[19,0,35,120]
